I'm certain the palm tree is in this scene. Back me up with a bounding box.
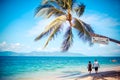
[34,0,120,51]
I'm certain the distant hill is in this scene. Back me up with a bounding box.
[0,51,19,56]
[29,51,84,56]
[0,51,84,56]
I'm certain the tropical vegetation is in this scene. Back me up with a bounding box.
[34,0,120,51]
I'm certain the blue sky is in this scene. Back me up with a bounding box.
[0,0,120,56]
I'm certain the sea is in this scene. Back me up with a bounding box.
[0,56,120,80]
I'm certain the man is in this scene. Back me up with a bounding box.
[93,59,100,73]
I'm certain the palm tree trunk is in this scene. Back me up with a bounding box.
[109,38,120,44]
[67,9,72,26]
[91,33,120,44]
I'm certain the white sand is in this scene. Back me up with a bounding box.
[2,66,120,80]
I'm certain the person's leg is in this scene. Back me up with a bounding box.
[90,69,92,74]
[89,70,90,74]
[96,67,98,73]
[90,71,91,74]
[95,67,97,73]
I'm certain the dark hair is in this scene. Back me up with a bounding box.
[89,61,91,63]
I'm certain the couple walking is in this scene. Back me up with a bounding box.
[88,59,100,74]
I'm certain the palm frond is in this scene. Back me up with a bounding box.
[43,24,61,48]
[35,4,53,17]
[71,0,76,5]
[42,0,68,11]
[61,27,73,51]
[41,0,77,13]
[71,0,77,9]
[47,7,65,18]
[63,0,76,10]
[52,0,73,10]
[35,3,65,18]
[74,3,85,17]
[42,0,57,5]
[34,15,66,41]
[42,0,49,4]
[42,0,61,10]
[82,22,94,33]
[73,18,93,44]
[56,0,69,10]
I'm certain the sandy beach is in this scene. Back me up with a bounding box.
[75,66,120,80]
[2,66,119,80]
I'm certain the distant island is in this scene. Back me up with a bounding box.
[0,51,84,56]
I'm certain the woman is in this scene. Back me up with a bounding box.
[88,61,92,74]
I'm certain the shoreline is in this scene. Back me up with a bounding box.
[1,65,120,80]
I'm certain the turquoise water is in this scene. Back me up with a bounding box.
[0,56,120,78]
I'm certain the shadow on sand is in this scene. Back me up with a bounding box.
[59,70,120,80]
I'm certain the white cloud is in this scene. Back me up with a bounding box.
[80,14,120,27]
[0,41,32,52]
[112,49,120,53]
[36,47,60,52]
[28,17,55,37]
[0,41,61,53]
[99,44,107,47]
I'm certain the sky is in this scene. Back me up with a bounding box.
[0,0,120,56]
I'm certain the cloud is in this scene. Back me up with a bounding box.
[0,41,31,52]
[0,41,61,53]
[112,49,120,53]
[28,17,55,37]
[99,44,107,47]
[80,14,120,27]
[117,44,120,46]
[0,41,62,54]
[36,47,60,52]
